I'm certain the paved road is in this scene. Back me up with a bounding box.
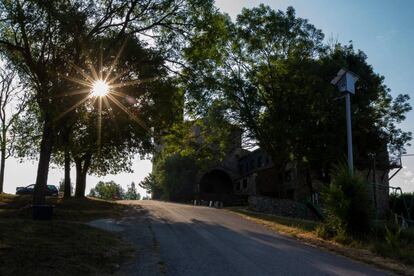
[97,201,388,276]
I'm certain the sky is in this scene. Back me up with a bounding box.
[3,0,414,195]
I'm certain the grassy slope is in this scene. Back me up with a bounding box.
[0,194,130,220]
[0,194,135,276]
[228,207,414,276]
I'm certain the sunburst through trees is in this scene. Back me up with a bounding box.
[56,44,151,151]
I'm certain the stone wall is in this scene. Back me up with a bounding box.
[248,195,318,220]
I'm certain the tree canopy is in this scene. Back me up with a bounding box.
[0,0,216,201]
[183,5,411,185]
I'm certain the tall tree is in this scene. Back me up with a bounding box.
[0,65,28,193]
[66,35,178,197]
[183,5,411,190]
[0,0,216,203]
[124,182,140,200]
[139,173,159,198]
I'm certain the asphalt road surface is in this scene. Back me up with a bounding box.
[93,201,388,276]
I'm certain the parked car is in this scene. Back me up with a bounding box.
[16,184,59,197]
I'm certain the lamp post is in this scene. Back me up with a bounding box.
[331,69,359,175]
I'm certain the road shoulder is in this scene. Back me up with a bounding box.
[228,207,414,276]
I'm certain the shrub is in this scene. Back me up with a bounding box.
[89,181,124,200]
[315,224,334,239]
[153,153,199,201]
[321,163,373,238]
[372,225,414,265]
[385,225,401,250]
[389,192,414,220]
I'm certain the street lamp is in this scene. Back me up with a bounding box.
[331,69,359,175]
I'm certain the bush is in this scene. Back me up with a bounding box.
[153,154,199,201]
[89,181,124,200]
[321,163,373,238]
[385,225,401,250]
[372,225,414,266]
[389,192,414,220]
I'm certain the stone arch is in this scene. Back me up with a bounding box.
[199,169,233,195]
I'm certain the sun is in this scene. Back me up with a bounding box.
[57,44,151,150]
[91,79,109,97]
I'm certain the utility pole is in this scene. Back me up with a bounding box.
[331,69,359,175]
[369,152,378,217]
[345,92,353,174]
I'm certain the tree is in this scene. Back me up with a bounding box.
[67,35,178,197]
[124,182,140,200]
[0,65,28,193]
[153,154,198,201]
[89,180,124,200]
[183,5,411,190]
[139,173,161,198]
[321,163,373,238]
[58,178,73,196]
[0,0,217,203]
[0,0,93,203]
[184,5,327,172]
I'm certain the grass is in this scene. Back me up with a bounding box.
[228,207,414,276]
[0,219,134,276]
[227,207,318,232]
[370,225,414,267]
[0,194,130,221]
[0,193,136,275]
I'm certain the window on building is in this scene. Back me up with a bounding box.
[236,181,241,191]
[250,159,255,170]
[265,156,269,165]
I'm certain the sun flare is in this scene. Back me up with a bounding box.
[57,44,152,151]
[91,80,109,97]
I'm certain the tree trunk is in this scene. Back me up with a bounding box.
[75,161,85,198]
[0,132,6,193]
[305,168,314,196]
[75,154,91,198]
[63,145,71,198]
[33,122,55,204]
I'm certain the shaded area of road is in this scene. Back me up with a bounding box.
[99,201,388,276]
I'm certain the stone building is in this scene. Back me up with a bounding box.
[196,132,399,217]
[155,120,399,217]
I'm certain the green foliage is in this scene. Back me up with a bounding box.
[89,181,124,201]
[184,4,411,181]
[124,182,141,200]
[385,225,401,250]
[153,154,199,201]
[151,112,239,200]
[389,192,414,220]
[139,173,161,199]
[315,224,332,239]
[0,0,216,201]
[321,163,373,238]
[372,224,414,266]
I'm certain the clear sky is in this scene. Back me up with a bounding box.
[3,0,414,195]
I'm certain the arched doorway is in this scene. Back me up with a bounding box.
[199,169,233,195]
